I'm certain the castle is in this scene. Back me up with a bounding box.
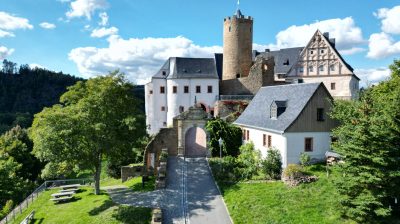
[145,9,359,135]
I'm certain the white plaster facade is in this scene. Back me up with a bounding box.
[241,126,331,167]
[145,57,219,135]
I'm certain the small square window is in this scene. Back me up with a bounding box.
[299,67,304,73]
[161,106,166,111]
[196,86,201,93]
[305,138,313,152]
[149,90,153,94]
[173,86,177,94]
[184,86,189,93]
[331,83,336,90]
[179,106,184,113]
[160,86,165,94]
[207,85,213,93]
[330,65,335,71]
[320,49,325,54]
[310,50,314,55]
[309,66,314,72]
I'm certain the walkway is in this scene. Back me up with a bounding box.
[107,157,232,224]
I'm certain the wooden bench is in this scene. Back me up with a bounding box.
[20,210,35,224]
[59,184,81,190]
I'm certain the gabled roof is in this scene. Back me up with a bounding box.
[234,82,323,133]
[152,57,219,80]
[259,47,303,74]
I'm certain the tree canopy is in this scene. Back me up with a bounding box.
[205,118,242,157]
[30,72,146,194]
[330,60,400,222]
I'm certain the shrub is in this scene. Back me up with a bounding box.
[283,164,304,180]
[261,148,282,180]
[299,152,311,166]
[0,200,13,219]
[159,150,168,161]
[205,118,242,157]
[236,142,261,180]
[209,156,240,182]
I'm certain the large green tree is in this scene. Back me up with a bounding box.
[206,118,242,157]
[331,60,400,222]
[30,72,146,194]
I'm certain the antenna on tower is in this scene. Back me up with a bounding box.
[237,0,240,10]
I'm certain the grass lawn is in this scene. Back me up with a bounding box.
[218,164,355,224]
[101,176,155,192]
[11,187,152,224]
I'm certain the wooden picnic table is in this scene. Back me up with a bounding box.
[51,192,75,198]
[60,184,81,190]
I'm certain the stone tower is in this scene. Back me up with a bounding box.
[222,9,253,80]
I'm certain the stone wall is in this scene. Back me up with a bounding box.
[215,100,250,121]
[143,127,177,174]
[220,56,275,96]
[121,165,143,182]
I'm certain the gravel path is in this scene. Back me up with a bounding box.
[107,157,231,224]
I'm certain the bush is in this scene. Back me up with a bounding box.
[205,118,242,157]
[0,200,13,219]
[261,148,282,180]
[299,152,311,166]
[236,142,261,180]
[283,164,304,180]
[209,156,241,182]
[159,150,168,161]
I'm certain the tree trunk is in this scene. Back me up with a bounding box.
[94,156,102,195]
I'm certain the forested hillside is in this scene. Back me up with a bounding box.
[0,60,84,134]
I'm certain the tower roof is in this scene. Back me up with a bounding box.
[235,9,243,17]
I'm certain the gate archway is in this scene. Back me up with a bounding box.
[185,127,207,157]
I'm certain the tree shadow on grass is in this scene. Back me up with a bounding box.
[88,199,115,216]
[129,176,155,192]
[112,206,152,224]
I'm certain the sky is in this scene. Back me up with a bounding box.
[0,0,399,86]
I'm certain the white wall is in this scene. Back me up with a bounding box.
[284,132,331,166]
[166,78,219,127]
[146,77,219,135]
[240,126,287,167]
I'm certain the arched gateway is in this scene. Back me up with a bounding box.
[176,104,211,157]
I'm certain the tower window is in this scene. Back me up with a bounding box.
[184,86,189,93]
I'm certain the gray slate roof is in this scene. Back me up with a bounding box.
[152,57,219,80]
[234,82,322,133]
[258,47,303,75]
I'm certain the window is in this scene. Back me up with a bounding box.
[184,86,189,93]
[310,50,314,55]
[305,138,313,152]
[263,134,266,146]
[161,106,166,111]
[236,74,241,78]
[330,65,335,71]
[331,82,336,90]
[299,67,304,73]
[160,86,165,94]
[243,129,246,140]
[246,130,249,140]
[317,108,325,121]
[172,86,177,94]
[298,79,304,83]
[163,122,167,127]
[268,135,272,148]
[320,49,325,54]
[319,65,324,72]
[309,66,314,72]
[207,85,213,93]
[162,71,166,76]
[270,105,277,119]
[196,85,201,93]
[179,106,184,113]
[149,90,153,94]
[283,59,289,65]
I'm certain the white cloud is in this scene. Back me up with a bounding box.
[0,29,14,37]
[374,5,400,35]
[39,22,56,29]
[98,12,108,26]
[0,11,33,37]
[0,46,14,59]
[68,35,222,84]
[366,32,400,59]
[90,27,118,38]
[355,67,391,86]
[265,17,365,55]
[66,0,108,20]
[29,63,46,69]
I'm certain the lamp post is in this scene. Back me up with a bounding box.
[218,137,223,158]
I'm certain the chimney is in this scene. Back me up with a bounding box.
[329,38,336,47]
[265,49,270,53]
[323,32,329,39]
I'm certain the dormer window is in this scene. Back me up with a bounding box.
[283,59,289,66]
[270,100,287,119]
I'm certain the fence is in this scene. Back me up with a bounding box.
[0,178,93,224]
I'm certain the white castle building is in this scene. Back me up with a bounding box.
[145,57,219,135]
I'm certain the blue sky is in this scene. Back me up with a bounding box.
[1,0,399,85]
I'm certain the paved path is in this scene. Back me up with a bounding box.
[106,157,232,224]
